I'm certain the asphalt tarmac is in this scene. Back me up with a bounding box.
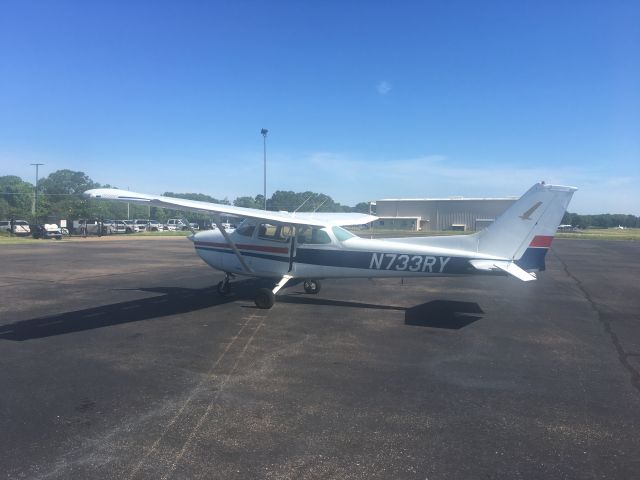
[1,237,639,479]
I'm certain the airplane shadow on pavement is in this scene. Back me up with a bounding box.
[0,281,484,341]
[279,296,484,329]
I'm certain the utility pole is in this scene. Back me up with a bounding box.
[261,128,268,210]
[30,163,44,223]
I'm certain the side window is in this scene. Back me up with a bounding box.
[257,223,291,242]
[297,227,332,245]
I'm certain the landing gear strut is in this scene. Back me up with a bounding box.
[217,272,234,296]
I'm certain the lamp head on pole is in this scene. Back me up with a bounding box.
[261,128,268,137]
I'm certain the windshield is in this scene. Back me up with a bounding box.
[332,226,355,242]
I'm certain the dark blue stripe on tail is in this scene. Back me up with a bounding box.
[516,248,548,271]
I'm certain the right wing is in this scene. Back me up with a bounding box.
[83,188,377,227]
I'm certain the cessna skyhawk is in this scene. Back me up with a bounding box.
[84,182,576,309]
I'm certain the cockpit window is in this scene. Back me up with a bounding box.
[332,226,355,242]
[297,226,332,245]
[236,222,256,237]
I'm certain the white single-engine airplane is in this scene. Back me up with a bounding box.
[84,182,576,309]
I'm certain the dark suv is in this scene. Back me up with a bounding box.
[31,224,63,240]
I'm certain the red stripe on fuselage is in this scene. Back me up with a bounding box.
[194,241,289,254]
[529,235,553,248]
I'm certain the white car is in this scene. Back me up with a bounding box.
[133,219,163,231]
[165,219,188,231]
[0,220,31,236]
[104,220,140,233]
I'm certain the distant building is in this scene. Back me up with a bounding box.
[371,196,517,232]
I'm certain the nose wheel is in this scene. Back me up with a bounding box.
[217,273,234,296]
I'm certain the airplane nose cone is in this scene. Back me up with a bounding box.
[190,230,211,243]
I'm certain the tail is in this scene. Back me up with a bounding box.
[471,182,577,269]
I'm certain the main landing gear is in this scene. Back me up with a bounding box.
[216,274,323,309]
[303,279,321,294]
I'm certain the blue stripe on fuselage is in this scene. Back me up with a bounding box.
[294,248,474,274]
[196,245,487,275]
[195,245,289,263]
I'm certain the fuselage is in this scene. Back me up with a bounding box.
[191,220,503,280]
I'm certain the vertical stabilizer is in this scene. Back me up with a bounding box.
[472,182,576,266]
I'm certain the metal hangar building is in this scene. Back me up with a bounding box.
[372,196,518,232]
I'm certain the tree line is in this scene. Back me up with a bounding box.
[1,170,637,228]
[0,170,370,223]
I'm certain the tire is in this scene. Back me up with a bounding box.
[254,288,275,309]
[217,280,231,296]
[303,279,321,294]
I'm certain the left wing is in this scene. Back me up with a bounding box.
[83,188,377,227]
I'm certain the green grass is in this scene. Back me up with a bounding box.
[3,227,638,244]
[0,232,42,244]
[357,227,640,241]
[556,228,640,241]
[138,230,192,236]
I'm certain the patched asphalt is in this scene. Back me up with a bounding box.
[1,237,639,479]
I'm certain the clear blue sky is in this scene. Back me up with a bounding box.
[1,0,638,214]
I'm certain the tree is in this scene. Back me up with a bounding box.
[161,192,230,222]
[351,202,371,214]
[39,170,99,220]
[0,176,34,219]
[234,196,263,209]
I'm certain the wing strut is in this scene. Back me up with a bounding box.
[272,275,293,295]
[214,215,254,274]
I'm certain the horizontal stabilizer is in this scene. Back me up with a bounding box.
[469,260,537,282]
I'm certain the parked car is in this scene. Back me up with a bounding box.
[31,224,63,240]
[0,219,31,236]
[165,219,188,231]
[103,220,140,233]
[75,220,114,235]
[133,219,163,232]
[189,222,200,231]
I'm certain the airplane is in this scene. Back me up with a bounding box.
[83,182,576,309]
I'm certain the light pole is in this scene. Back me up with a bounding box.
[30,163,44,223]
[261,128,268,210]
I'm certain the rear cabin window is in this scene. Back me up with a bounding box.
[297,227,332,245]
[257,223,292,242]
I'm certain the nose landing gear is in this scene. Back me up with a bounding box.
[217,272,234,296]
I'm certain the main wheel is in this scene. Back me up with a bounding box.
[303,279,321,294]
[255,288,275,309]
[217,280,230,296]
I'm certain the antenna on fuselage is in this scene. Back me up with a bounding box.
[313,196,328,212]
[293,195,313,213]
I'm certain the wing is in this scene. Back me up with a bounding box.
[83,188,378,227]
